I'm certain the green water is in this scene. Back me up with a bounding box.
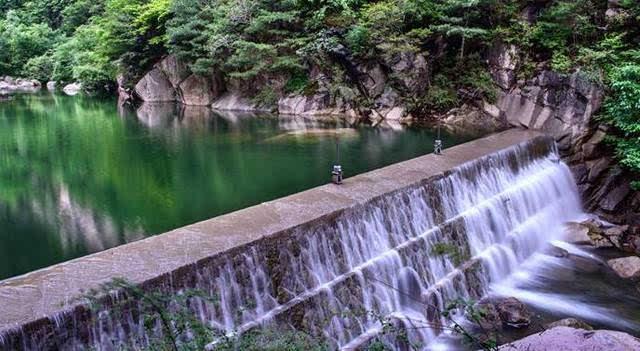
[0,93,482,281]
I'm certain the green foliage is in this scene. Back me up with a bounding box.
[550,52,573,74]
[0,11,57,76]
[284,70,311,94]
[23,53,55,82]
[0,0,168,89]
[252,85,278,107]
[601,65,640,180]
[345,24,369,56]
[430,242,468,266]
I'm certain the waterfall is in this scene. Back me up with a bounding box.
[1,136,589,351]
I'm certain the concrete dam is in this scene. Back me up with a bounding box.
[0,129,586,350]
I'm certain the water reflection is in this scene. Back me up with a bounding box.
[0,93,483,280]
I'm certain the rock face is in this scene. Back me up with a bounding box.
[483,43,638,221]
[159,55,190,88]
[212,92,272,112]
[278,93,333,115]
[63,83,83,96]
[133,45,429,118]
[0,76,41,93]
[607,256,640,280]
[499,326,640,351]
[489,43,519,90]
[134,67,176,102]
[178,74,218,106]
[134,55,222,105]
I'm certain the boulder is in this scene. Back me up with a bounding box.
[46,81,57,91]
[580,218,627,249]
[607,256,640,280]
[546,318,593,330]
[63,83,83,96]
[178,74,220,106]
[0,77,41,93]
[472,300,502,331]
[563,222,591,245]
[499,327,640,350]
[135,67,175,102]
[495,297,531,328]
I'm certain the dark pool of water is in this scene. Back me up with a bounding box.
[0,93,484,281]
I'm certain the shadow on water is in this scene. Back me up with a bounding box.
[0,93,484,281]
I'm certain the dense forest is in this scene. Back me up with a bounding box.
[0,0,639,183]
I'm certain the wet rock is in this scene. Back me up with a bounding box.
[499,326,640,350]
[563,222,591,245]
[546,318,593,330]
[568,253,604,273]
[607,256,640,280]
[544,244,569,258]
[134,67,175,102]
[580,218,627,249]
[495,297,532,328]
[63,83,83,96]
[472,300,502,331]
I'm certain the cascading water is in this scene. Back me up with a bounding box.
[3,136,608,351]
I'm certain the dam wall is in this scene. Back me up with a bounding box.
[0,129,581,350]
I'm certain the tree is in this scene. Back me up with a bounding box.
[602,64,640,188]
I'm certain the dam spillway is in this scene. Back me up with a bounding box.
[0,129,584,350]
